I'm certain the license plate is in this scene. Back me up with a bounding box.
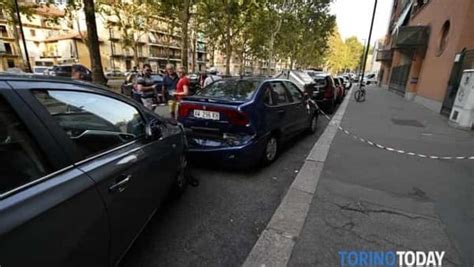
[193,109,220,120]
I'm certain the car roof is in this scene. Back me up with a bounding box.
[0,73,109,91]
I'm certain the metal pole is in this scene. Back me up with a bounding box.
[14,0,32,72]
[359,0,377,87]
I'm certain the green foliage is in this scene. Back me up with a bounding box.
[325,32,364,74]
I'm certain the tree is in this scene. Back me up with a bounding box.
[153,0,196,72]
[274,0,335,69]
[83,0,107,84]
[97,0,155,68]
[344,36,364,71]
[198,0,256,75]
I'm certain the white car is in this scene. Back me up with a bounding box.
[33,66,49,75]
[363,73,378,85]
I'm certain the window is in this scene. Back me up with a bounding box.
[30,29,36,37]
[7,59,15,68]
[0,26,7,37]
[0,96,52,195]
[285,81,304,102]
[33,90,146,159]
[4,43,13,55]
[269,82,289,105]
[437,20,450,56]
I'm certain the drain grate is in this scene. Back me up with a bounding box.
[391,118,425,128]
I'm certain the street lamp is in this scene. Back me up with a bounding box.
[359,0,378,88]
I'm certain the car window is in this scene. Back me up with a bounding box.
[0,95,53,195]
[284,81,304,102]
[33,90,146,159]
[314,76,327,87]
[270,82,290,105]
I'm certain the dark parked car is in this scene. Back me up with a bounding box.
[0,74,187,266]
[308,73,338,114]
[120,72,164,98]
[178,78,318,167]
[49,64,92,81]
[333,76,346,103]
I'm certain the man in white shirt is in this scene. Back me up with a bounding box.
[203,69,221,88]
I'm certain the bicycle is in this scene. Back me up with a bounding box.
[354,84,366,102]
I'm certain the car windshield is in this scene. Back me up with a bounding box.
[195,79,260,101]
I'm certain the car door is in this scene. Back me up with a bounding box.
[0,83,109,267]
[262,81,292,139]
[14,83,177,266]
[284,81,310,132]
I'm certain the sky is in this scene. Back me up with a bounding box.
[330,0,393,46]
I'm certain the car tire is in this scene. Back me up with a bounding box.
[307,113,318,134]
[171,154,188,197]
[261,135,279,166]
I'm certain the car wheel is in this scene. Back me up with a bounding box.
[171,154,188,197]
[307,114,318,134]
[261,135,279,165]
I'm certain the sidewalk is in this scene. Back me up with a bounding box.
[287,86,474,266]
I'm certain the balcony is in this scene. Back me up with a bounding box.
[375,49,393,61]
[392,26,429,48]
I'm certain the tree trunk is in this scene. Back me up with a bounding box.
[225,36,232,75]
[180,0,191,72]
[133,41,139,68]
[83,0,107,85]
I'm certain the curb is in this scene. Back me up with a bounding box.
[243,88,354,267]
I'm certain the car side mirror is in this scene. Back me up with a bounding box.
[145,119,162,140]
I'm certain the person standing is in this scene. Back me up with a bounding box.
[162,64,179,116]
[169,66,190,119]
[135,64,156,110]
[198,70,207,89]
[203,68,221,88]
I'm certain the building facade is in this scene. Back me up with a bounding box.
[1,0,209,73]
[377,0,474,115]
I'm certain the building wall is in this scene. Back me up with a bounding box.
[409,0,474,102]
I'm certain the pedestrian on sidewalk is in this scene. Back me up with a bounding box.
[169,66,190,119]
[135,64,156,110]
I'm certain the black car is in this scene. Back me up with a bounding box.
[120,73,163,98]
[0,74,188,266]
[308,73,338,114]
[49,64,93,81]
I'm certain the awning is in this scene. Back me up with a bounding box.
[392,0,413,35]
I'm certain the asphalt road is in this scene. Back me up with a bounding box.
[118,105,331,266]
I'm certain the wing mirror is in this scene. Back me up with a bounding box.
[145,119,162,140]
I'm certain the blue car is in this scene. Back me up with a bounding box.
[178,78,319,167]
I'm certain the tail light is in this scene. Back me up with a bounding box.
[178,102,200,118]
[324,84,334,98]
[224,109,249,126]
[178,102,249,126]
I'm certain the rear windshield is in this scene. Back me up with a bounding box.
[314,76,327,87]
[196,80,260,101]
